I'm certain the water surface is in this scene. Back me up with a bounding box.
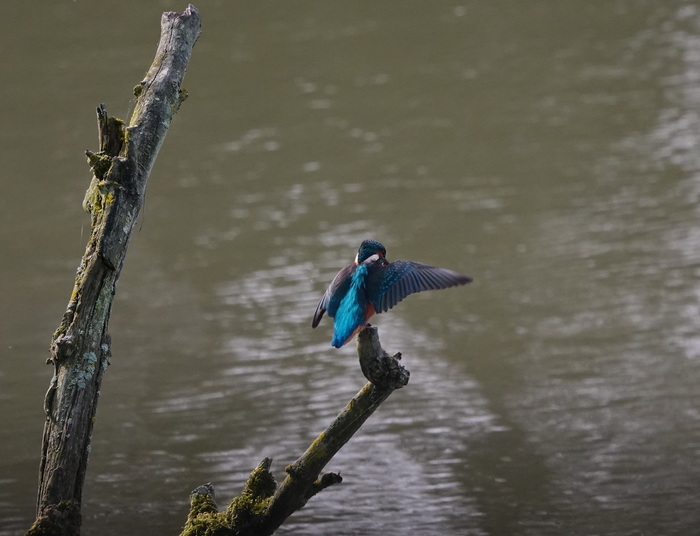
[1,2,699,535]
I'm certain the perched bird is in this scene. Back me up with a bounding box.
[312,239,472,347]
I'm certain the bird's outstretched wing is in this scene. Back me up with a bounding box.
[366,260,472,314]
[312,264,355,328]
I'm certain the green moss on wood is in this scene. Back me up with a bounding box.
[225,459,277,529]
[181,484,232,536]
[226,494,272,532]
[173,88,189,112]
[189,489,218,518]
[181,512,231,536]
[85,151,112,179]
[181,463,280,536]
[82,177,117,217]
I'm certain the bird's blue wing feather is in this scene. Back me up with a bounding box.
[366,260,472,314]
[312,264,355,327]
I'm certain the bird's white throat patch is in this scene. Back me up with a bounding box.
[355,253,380,264]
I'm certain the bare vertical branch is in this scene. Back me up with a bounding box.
[28,6,201,536]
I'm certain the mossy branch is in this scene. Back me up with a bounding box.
[28,6,201,536]
[181,326,409,536]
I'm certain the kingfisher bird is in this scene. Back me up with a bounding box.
[312,239,472,347]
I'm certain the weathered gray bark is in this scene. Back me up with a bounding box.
[27,6,201,536]
[181,326,410,536]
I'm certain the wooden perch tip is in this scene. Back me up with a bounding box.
[357,325,410,389]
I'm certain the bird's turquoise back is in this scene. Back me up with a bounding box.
[331,263,369,347]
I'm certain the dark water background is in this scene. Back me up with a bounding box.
[2,2,699,535]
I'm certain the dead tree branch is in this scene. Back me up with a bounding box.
[27,6,201,536]
[181,326,410,536]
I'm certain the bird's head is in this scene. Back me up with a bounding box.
[355,239,387,264]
